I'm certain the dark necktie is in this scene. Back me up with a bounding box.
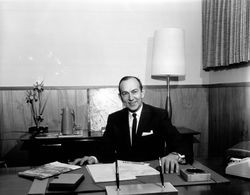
[132,113,137,146]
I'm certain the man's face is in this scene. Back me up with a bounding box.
[119,78,144,112]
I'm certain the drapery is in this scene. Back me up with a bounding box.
[202,0,250,70]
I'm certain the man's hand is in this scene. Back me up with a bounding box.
[161,153,179,174]
[70,156,97,165]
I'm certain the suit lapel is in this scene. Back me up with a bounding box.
[137,104,151,137]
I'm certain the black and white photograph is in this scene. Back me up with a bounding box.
[0,0,249,194]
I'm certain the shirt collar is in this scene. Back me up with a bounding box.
[128,104,143,119]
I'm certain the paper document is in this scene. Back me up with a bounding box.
[18,161,81,179]
[86,160,159,183]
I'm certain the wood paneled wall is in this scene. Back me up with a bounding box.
[208,83,250,156]
[145,86,208,158]
[0,85,209,162]
[0,88,88,159]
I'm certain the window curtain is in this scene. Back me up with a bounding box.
[202,0,250,70]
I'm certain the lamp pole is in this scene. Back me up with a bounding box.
[151,28,185,122]
[166,75,172,121]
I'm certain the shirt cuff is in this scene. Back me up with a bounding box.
[90,156,99,164]
[170,152,186,164]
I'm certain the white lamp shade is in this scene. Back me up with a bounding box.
[151,28,185,76]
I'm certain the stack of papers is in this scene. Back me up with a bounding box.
[86,160,159,183]
[18,161,81,179]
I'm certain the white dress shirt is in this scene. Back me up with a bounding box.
[128,105,143,144]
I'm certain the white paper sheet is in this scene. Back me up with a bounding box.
[86,160,159,183]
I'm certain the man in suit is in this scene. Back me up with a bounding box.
[72,76,186,173]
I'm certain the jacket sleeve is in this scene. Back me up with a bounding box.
[95,115,116,163]
[158,110,192,163]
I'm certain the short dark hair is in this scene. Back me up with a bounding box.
[118,76,143,94]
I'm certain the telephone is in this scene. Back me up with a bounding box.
[225,157,250,179]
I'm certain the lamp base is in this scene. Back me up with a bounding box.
[106,182,178,195]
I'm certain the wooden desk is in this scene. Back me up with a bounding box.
[1,158,250,195]
[0,166,32,195]
[20,132,103,166]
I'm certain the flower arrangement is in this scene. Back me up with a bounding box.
[26,81,48,132]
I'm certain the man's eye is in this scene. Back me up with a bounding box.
[121,92,128,96]
[131,90,138,94]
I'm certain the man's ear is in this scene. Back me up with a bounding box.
[118,93,126,108]
[141,89,145,98]
[118,93,122,101]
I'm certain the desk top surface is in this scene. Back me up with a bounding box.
[0,158,249,195]
[20,131,103,141]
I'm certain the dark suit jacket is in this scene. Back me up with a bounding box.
[98,103,186,163]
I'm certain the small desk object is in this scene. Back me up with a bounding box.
[180,168,211,182]
[48,173,85,190]
[225,157,250,179]
[106,182,178,195]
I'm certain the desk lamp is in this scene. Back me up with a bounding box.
[151,28,186,121]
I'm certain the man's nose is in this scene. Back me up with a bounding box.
[128,93,134,100]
